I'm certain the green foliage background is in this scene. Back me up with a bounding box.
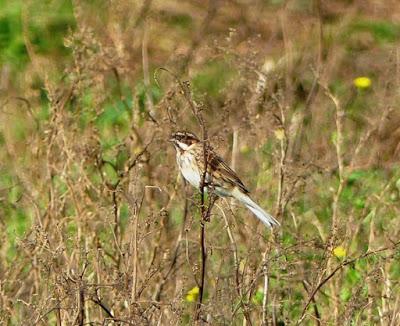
[0,0,400,325]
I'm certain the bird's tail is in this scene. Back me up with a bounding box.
[232,188,280,228]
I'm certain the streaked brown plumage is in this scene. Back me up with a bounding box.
[170,131,279,228]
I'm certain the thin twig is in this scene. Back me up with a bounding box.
[195,124,216,322]
[323,85,345,323]
[302,281,321,326]
[91,292,115,319]
[262,252,269,326]
[142,21,158,123]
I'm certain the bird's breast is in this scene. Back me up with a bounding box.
[177,152,202,188]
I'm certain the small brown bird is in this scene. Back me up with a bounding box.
[170,131,279,228]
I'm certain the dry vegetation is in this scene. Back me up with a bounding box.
[1,0,400,325]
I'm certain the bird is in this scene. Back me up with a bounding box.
[169,131,280,228]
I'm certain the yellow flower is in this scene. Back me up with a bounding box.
[240,145,250,154]
[274,128,285,141]
[185,286,199,302]
[353,77,372,89]
[239,260,245,273]
[333,246,346,259]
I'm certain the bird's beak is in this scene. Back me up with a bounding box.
[168,138,174,143]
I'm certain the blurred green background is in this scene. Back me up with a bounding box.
[1,0,400,324]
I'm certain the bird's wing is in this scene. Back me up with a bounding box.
[207,150,250,194]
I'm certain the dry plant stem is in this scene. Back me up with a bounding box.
[112,67,148,141]
[134,0,153,28]
[324,88,345,323]
[112,190,120,263]
[113,66,156,210]
[262,252,269,326]
[217,204,252,325]
[297,241,400,325]
[182,1,218,72]
[4,2,400,323]
[153,186,189,301]
[228,130,252,325]
[302,281,321,326]
[77,286,85,326]
[127,167,147,304]
[56,306,62,326]
[105,143,150,272]
[275,101,288,219]
[169,73,215,322]
[195,127,213,322]
[299,84,346,324]
[300,85,346,323]
[231,128,238,175]
[130,196,140,303]
[280,6,294,105]
[285,0,324,160]
[196,216,207,321]
[21,2,40,74]
[91,294,114,319]
[103,143,149,306]
[142,20,155,118]
[261,98,288,326]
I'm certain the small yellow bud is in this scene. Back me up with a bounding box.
[333,246,346,259]
[185,286,200,302]
[240,145,250,154]
[353,77,372,89]
[274,128,285,140]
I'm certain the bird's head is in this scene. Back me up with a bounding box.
[169,131,200,151]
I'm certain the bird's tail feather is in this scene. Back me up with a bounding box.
[232,189,280,228]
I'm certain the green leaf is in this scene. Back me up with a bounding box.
[354,197,365,209]
[340,287,351,302]
[348,170,367,184]
[251,288,264,305]
[351,20,400,43]
[192,60,236,98]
